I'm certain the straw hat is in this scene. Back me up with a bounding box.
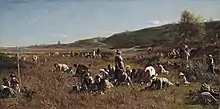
[125,65,131,69]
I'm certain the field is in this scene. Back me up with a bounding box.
[0,48,219,109]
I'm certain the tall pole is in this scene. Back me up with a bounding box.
[16,46,21,88]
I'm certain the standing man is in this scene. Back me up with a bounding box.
[183,45,190,61]
[96,48,100,57]
[148,47,152,55]
[114,49,125,80]
[206,55,216,75]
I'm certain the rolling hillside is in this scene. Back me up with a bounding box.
[103,21,220,48]
[31,20,220,49]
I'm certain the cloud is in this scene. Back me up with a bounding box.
[147,20,170,26]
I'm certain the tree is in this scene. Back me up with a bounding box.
[177,10,206,45]
[58,41,61,45]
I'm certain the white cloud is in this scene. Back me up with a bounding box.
[152,20,161,25]
[147,20,170,26]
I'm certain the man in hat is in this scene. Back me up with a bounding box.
[114,49,125,80]
[180,45,190,60]
[179,72,190,86]
[206,55,216,75]
[148,47,152,55]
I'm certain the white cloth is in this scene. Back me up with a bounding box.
[57,64,69,71]
[144,66,156,77]
[159,65,169,74]
[180,76,190,85]
[1,85,8,90]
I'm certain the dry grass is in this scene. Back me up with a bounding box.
[0,53,219,109]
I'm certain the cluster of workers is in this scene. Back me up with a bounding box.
[0,45,218,105]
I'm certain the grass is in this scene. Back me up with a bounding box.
[0,53,220,109]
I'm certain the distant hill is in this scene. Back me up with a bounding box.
[27,37,109,49]
[103,24,177,48]
[103,20,220,48]
[67,37,109,48]
[31,20,220,49]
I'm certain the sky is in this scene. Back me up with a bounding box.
[0,0,220,46]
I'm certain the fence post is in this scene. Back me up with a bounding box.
[16,46,21,88]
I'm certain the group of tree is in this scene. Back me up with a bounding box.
[174,10,219,46]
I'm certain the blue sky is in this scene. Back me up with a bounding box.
[0,0,220,46]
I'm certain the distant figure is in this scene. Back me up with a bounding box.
[179,72,190,85]
[54,63,69,72]
[149,75,173,90]
[93,49,96,58]
[183,45,190,61]
[185,51,190,61]
[21,56,26,61]
[96,48,100,56]
[54,52,60,55]
[158,64,169,75]
[179,45,189,60]
[206,55,216,75]
[70,51,74,57]
[148,47,152,55]
[170,49,177,59]
[32,55,38,63]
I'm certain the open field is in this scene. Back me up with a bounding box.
[0,47,220,109]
